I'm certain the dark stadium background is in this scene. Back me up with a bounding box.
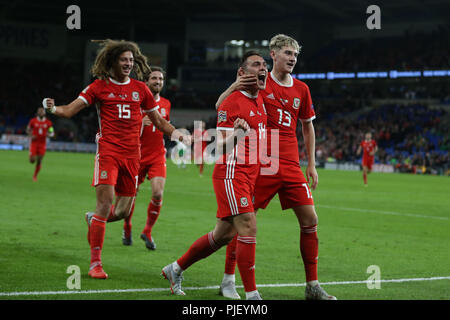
[1,0,449,175]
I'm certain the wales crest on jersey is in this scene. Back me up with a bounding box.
[293,98,301,109]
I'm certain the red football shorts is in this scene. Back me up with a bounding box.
[213,177,255,219]
[92,154,139,197]
[137,160,167,185]
[29,141,46,157]
[254,159,314,211]
[362,156,374,170]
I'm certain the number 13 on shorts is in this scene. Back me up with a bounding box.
[302,183,312,199]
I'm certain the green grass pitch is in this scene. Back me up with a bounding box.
[0,150,449,300]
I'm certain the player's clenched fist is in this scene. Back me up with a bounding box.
[42,98,56,113]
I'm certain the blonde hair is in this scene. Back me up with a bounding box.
[269,34,301,53]
[91,39,152,81]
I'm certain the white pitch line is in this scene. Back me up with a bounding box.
[1,276,449,297]
[317,204,449,221]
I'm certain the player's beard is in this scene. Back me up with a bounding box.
[150,87,161,96]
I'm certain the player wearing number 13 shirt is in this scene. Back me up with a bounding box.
[42,40,189,280]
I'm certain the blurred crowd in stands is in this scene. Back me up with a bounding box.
[309,103,449,175]
[2,28,449,175]
[300,26,449,72]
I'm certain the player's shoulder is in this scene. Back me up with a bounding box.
[220,91,241,108]
[159,96,171,106]
[128,78,147,90]
[82,78,105,93]
[89,78,105,87]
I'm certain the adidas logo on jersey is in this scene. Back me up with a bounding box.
[108,93,115,98]
[249,111,255,117]
[266,93,275,100]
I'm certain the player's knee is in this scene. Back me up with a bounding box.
[152,190,163,201]
[238,223,257,237]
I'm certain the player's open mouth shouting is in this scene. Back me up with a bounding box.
[257,71,267,89]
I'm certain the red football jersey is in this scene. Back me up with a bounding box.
[262,71,316,164]
[360,139,377,159]
[213,90,267,180]
[140,96,171,165]
[28,117,52,144]
[78,77,158,159]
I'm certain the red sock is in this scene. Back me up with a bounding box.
[177,232,220,270]
[90,215,107,266]
[224,234,237,274]
[363,172,368,184]
[199,163,204,175]
[123,201,135,238]
[236,236,257,292]
[33,163,41,178]
[142,198,162,237]
[107,204,120,222]
[300,225,318,282]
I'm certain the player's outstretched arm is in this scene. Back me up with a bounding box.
[215,73,257,110]
[42,98,87,118]
[147,109,191,145]
[301,120,318,190]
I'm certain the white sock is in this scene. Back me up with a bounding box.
[223,273,235,283]
[245,290,259,299]
[172,261,183,274]
[307,280,319,287]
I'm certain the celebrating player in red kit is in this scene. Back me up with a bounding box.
[162,51,267,300]
[357,132,378,186]
[122,66,171,250]
[26,107,54,181]
[42,40,190,279]
[193,120,208,176]
[215,34,336,300]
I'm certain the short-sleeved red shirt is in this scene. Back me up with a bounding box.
[360,139,377,160]
[213,90,267,180]
[140,96,171,165]
[28,117,52,144]
[263,72,316,164]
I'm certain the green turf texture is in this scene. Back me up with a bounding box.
[0,150,448,300]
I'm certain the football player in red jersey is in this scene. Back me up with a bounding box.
[215,35,336,300]
[193,120,208,176]
[42,40,190,279]
[26,107,54,181]
[357,132,378,186]
[162,51,267,300]
[122,66,171,250]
